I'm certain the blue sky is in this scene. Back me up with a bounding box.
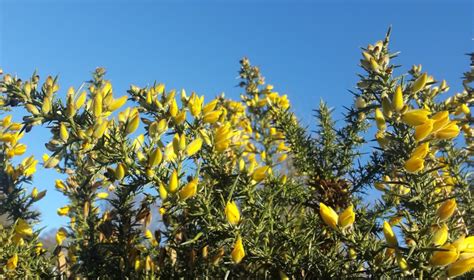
[1,0,472,231]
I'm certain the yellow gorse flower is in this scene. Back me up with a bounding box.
[168,169,179,193]
[231,236,245,264]
[392,85,404,112]
[319,202,338,230]
[383,221,398,248]
[447,257,474,277]
[97,192,109,199]
[401,109,431,126]
[15,219,33,237]
[411,72,428,93]
[57,206,70,216]
[148,147,163,167]
[374,108,386,130]
[430,243,458,266]
[186,137,203,157]
[436,199,456,221]
[56,228,68,245]
[252,166,269,182]
[225,201,241,225]
[179,178,198,200]
[7,254,18,270]
[414,119,433,141]
[432,224,449,246]
[338,204,355,229]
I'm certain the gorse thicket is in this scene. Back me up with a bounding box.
[0,30,473,279]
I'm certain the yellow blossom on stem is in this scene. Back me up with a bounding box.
[225,201,241,225]
[414,119,433,141]
[392,85,404,112]
[168,169,179,193]
[401,109,431,126]
[338,204,355,229]
[7,254,18,270]
[404,157,424,173]
[374,108,386,130]
[447,258,474,277]
[56,228,68,245]
[430,243,458,266]
[319,202,338,230]
[252,166,269,182]
[179,178,198,200]
[57,206,70,216]
[15,219,33,237]
[432,224,449,246]
[436,199,456,221]
[231,236,245,264]
[186,137,203,157]
[383,221,398,248]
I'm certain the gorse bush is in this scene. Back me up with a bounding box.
[0,30,473,279]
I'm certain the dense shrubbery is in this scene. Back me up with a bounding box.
[0,30,473,279]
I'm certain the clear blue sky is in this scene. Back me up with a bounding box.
[1,0,472,231]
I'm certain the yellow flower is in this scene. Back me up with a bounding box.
[447,257,474,277]
[203,99,218,114]
[374,108,386,130]
[203,110,221,124]
[115,163,126,181]
[15,219,33,237]
[55,179,67,190]
[225,201,241,225]
[188,92,203,117]
[93,120,108,139]
[148,148,163,167]
[108,95,128,111]
[6,254,18,270]
[168,170,179,193]
[59,123,69,142]
[231,236,245,264]
[159,182,168,201]
[179,178,198,200]
[430,243,458,266]
[338,204,355,229]
[214,123,232,152]
[459,236,474,260]
[432,224,449,246]
[401,109,431,126]
[410,142,429,159]
[436,199,456,221]
[75,91,87,109]
[56,228,68,245]
[186,138,203,157]
[432,111,450,131]
[383,221,398,248]
[454,104,470,116]
[411,72,428,93]
[396,252,409,271]
[404,157,424,173]
[125,112,140,135]
[93,92,103,117]
[252,166,269,182]
[57,206,70,216]
[169,98,179,117]
[414,119,433,141]
[144,229,153,240]
[392,85,404,112]
[31,187,39,199]
[97,192,109,199]
[12,234,24,246]
[319,202,338,230]
[434,121,460,140]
